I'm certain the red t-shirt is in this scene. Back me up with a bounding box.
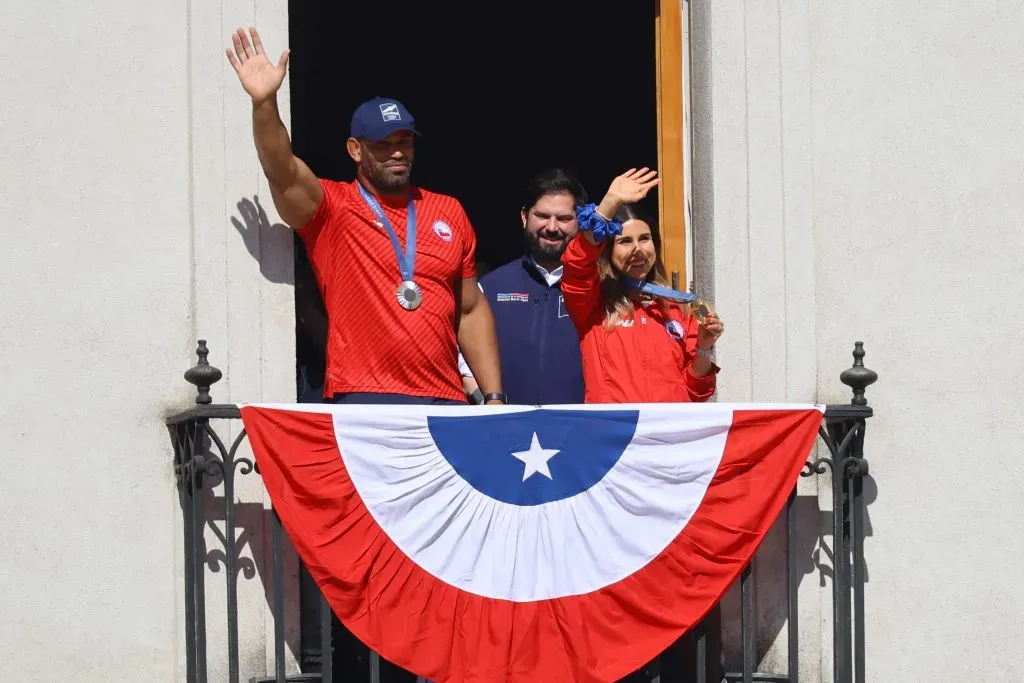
[298,179,477,401]
[561,234,719,404]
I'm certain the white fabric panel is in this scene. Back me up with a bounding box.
[331,404,734,601]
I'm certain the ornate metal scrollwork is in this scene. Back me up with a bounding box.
[166,339,878,683]
[801,457,834,477]
[844,456,869,478]
[200,424,252,477]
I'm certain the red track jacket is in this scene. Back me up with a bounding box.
[561,235,719,404]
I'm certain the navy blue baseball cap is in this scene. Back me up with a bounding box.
[350,97,419,141]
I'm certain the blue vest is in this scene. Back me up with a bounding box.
[480,257,585,405]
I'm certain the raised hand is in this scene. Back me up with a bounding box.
[226,27,290,103]
[606,167,660,205]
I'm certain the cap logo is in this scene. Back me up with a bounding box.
[379,103,401,122]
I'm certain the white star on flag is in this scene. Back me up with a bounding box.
[510,433,560,481]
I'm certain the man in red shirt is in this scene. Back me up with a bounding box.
[227,27,505,407]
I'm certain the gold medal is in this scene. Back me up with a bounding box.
[689,298,713,325]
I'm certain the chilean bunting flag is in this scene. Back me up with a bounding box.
[240,402,824,682]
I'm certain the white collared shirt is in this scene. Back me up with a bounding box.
[530,257,563,288]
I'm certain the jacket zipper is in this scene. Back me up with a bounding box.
[537,287,548,400]
[638,305,649,369]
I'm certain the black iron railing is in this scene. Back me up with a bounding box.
[166,340,876,683]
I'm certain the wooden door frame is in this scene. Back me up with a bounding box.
[655,0,687,290]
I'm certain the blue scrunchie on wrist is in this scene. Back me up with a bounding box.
[576,203,623,242]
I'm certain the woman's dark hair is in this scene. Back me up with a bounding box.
[521,168,588,214]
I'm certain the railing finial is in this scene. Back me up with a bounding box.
[184,339,222,405]
[840,341,877,406]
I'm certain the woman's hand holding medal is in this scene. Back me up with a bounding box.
[697,311,724,350]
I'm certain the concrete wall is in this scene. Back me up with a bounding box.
[0,0,295,680]
[4,0,1022,679]
[690,0,1024,680]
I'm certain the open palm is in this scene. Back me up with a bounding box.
[226,27,290,102]
[607,167,660,204]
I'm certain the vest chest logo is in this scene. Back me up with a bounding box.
[615,319,635,328]
[432,220,453,242]
[666,320,685,341]
[557,295,569,319]
[496,292,531,303]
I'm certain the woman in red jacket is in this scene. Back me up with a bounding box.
[561,167,725,404]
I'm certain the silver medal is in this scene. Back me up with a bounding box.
[397,280,422,311]
[357,185,421,313]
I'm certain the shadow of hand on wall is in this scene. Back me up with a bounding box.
[231,195,294,284]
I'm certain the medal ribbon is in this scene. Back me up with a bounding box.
[623,277,699,303]
[357,183,416,284]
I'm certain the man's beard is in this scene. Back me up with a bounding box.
[362,157,411,194]
[526,231,569,264]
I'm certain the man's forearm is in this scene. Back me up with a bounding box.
[458,304,502,398]
[252,97,298,185]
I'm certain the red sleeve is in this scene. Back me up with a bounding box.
[450,200,478,280]
[560,234,605,335]
[679,312,719,402]
[297,179,348,253]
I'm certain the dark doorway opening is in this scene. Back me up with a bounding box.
[289,1,658,675]
[290,3,659,268]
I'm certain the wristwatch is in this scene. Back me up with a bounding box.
[483,392,508,404]
[696,346,715,358]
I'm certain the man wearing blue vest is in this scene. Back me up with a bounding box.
[459,168,587,405]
